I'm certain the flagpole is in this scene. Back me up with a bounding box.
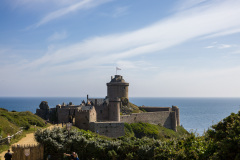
[116,67,121,75]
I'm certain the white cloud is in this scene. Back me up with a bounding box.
[231,50,240,55]
[112,6,129,17]
[202,27,240,39]
[137,66,240,97]
[47,31,68,42]
[25,0,240,71]
[3,0,240,97]
[218,44,232,49]
[28,0,112,28]
[173,0,208,11]
[205,42,233,49]
[116,60,158,71]
[10,0,87,8]
[205,46,214,49]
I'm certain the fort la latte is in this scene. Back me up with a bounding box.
[36,75,180,138]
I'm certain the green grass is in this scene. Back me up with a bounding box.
[0,108,48,153]
[0,109,46,130]
[124,122,189,140]
[157,125,189,139]
[0,108,46,137]
[121,102,143,114]
[0,124,51,153]
[0,117,19,138]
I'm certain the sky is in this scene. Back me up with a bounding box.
[1,0,240,97]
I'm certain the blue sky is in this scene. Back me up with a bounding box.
[1,0,240,97]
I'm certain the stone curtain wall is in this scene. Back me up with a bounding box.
[90,122,125,138]
[75,110,92,130]
[12,144,44,160]
[36,109,48,120]
[94,104,109,121]
[120,112,176,130]
[139,107,171,112]
[57,108,75,123]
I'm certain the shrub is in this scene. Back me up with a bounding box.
[124,123,134,137]
[34,110,240,160]
[206,111,240,159]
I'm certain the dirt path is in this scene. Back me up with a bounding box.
[0,124,62,159]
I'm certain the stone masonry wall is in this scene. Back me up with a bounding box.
[89,108,97,122]
[36,109,48,120]
[57,108,75,123]
[120,111,175,130]
[75,110,91,130]
[89,122,125,138]
[107,84,128,99]
[108,98,121,121]
[139,107,171,112]
[95,104,109,121]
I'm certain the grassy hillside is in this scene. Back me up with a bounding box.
[121,102,143,114]
[124,122,189,139]
[0,108,48,153]
[0,108,46,138]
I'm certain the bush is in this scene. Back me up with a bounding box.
[34,110,240,160]
[124,123,134,137]
[24,124,31,130]
[206,111,240,159]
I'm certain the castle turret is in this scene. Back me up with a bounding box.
[172,105,180,126]
[107,75,129,99]
[108,98,121,121]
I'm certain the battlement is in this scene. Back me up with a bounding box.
[110,75,126,82]
[76,109,89,113]
[107,75,129,85]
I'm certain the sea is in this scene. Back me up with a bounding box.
[0,97,240,136]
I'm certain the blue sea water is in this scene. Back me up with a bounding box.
[0,97,240,135]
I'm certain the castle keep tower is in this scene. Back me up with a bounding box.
[107,75,129,122]
[107,75,129,99]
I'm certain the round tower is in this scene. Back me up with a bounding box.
[106,75,129,99]
[108,97,121,121]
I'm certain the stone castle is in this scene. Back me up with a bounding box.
[36,75,180,137]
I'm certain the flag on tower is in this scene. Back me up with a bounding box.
[116,67,121,74]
